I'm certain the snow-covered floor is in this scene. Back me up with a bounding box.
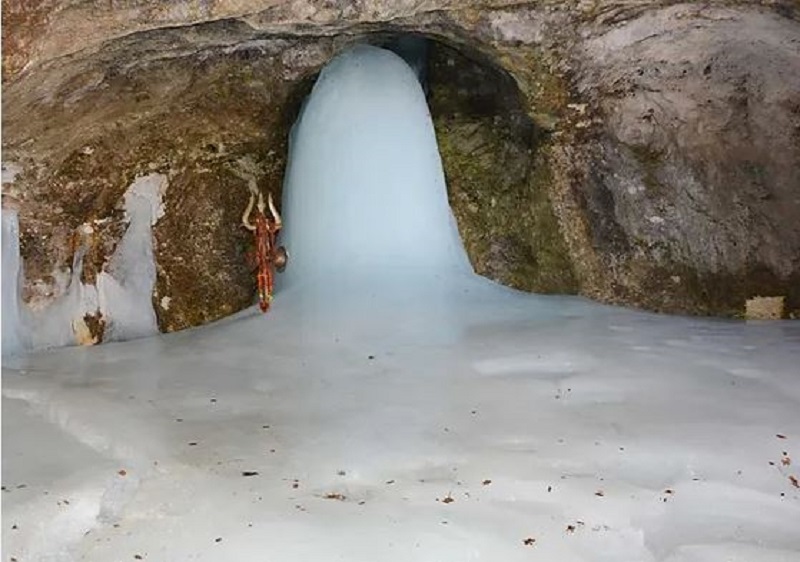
[3,274,800,562]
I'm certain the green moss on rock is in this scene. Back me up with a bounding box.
[428,41,577,294]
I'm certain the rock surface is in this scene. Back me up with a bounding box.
[2,0,799,344]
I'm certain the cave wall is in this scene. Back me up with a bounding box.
[1,22,332,332]
[2,0,799,346]
[572,4,800,315]
[427,41,578,294]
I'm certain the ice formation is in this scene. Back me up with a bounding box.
[26,247,91,351]
[2,210,26,356]
[2,174,164,356]
[280,45,470,292]
[96,173,164,341]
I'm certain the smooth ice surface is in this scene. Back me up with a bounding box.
[4,284,800,562]
[3,45,800,562]
[281,45,470,288]
[2,210,26,356]
[96,173,164,341]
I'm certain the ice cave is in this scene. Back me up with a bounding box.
[3,6,800,562]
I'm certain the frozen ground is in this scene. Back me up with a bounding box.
[3,45,800,562]
[3,276,800,562]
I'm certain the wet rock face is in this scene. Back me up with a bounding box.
[2,1,800,343]
[427,42,578,294]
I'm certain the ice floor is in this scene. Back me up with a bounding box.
[3,274,800,562]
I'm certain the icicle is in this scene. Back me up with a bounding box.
[280,45,470,292]
[97,173,165,342]
[2,209,27,356]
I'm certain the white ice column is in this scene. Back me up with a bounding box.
[97,173,164,341]
[2,210,27,356]
[280,45,470,289]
